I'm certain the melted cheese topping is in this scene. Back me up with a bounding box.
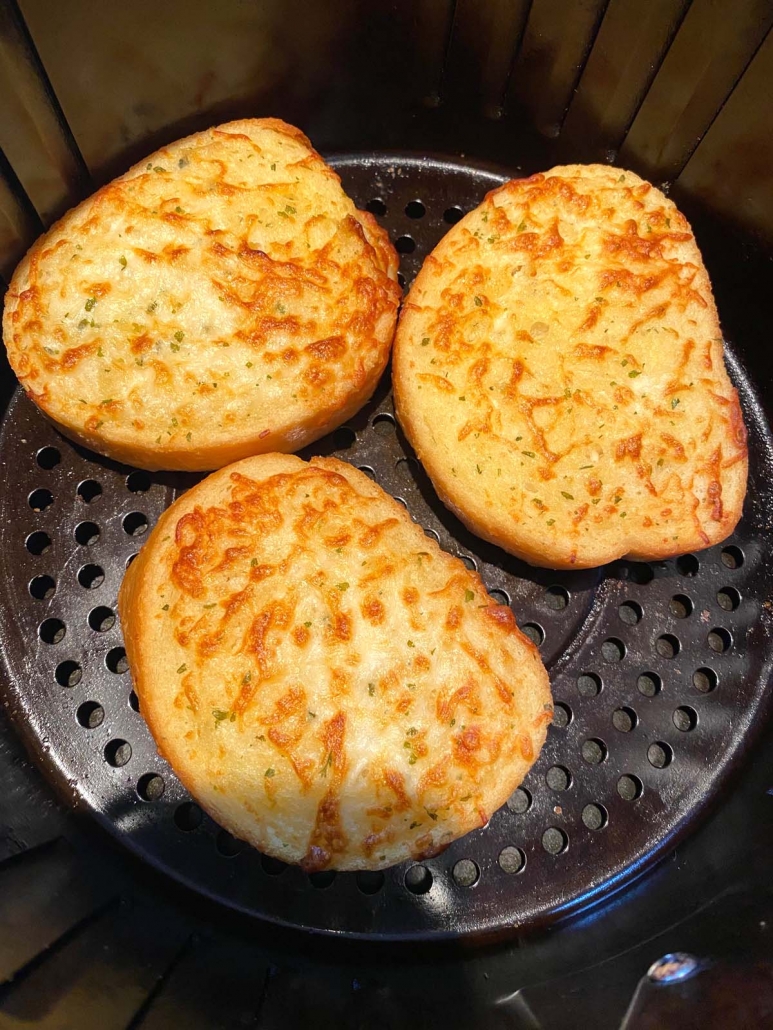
[4,119,399,470]
[119,454,551,870]
[394,164,748,568]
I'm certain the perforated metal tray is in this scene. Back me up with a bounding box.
[1,154,772,941]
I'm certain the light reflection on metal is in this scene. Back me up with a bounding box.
[647,952,700,984]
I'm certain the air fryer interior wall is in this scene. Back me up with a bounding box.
[1,2,773,1027]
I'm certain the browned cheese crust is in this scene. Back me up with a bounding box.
[393,164,748,568]
[118,454,552,870]
[4,118,400,471]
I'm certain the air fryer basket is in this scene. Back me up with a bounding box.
[1,1,773,1026]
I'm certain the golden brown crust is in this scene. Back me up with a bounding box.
[118,454,551,870]
[3,118,400,471]
[393,164,748,569]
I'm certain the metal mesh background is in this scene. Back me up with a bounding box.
[0,155,771,940]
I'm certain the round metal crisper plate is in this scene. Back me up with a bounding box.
[1,154,772,941]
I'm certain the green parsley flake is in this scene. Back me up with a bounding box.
[265,768,276,778]
[174,330,184,342]
[628,370,641,378]
[464,589,474,602]
[473,295,483,306]
[561,491,574,500]
[421,337,430,346]
[336,582,349,591]
[177,664,187,674]
[84,297,96,311]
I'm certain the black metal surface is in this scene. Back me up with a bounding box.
[4,694,773,1029]
[1,153,772,944]
[0,0,771,255]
